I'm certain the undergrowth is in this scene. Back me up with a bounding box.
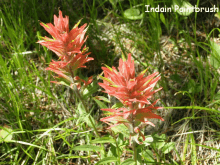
[0,0,220,164]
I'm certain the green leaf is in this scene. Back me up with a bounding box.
[111,124,130,138]
[123,8,144,20]
[190,133,197,165]
[118,133,125,145]
[161,142,175,154]
[143,135,154,146]
[82,81,99,99]
[151,134,166,150]
[121,158,136,165]
[186,79,202,94]
[108,143,117,157]
[141,150,154,162]
[0,126,13,142]
[57,155,89,159]
[58,81,70,87]
[111,102,123,109]
[94,96,111,103]
[195,143,220,152]
[93,97,108,109]
[210,41,220,69]
[96,157,118,165]
[172,0,194,16]
[182,134,189,161]
[77,103,95,128]
[164,106,220,113]
[187,79,196,93]
[160,13,166,25]
[72,145,102,152]
[91,137,115,144]
[155,141,165,150]
[214,90,220,100]
[9,140,47,150]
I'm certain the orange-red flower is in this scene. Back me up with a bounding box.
[38,10,93,88]
[99,53,162,107]
[99,53,163,133]
[38,10,88,57]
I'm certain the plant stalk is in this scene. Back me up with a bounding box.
[72,83,100,138]
[133,137,138,164]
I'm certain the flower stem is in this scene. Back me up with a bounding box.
[133,138,138,164]
[131,109,137,164]
[69,69,107,157]
[72,83,107,158]
[72,84,100,138]
[112,132,121,164]
[69,67,100,137]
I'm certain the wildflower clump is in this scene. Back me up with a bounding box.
[99,53,164,143]
[38,10,93,88]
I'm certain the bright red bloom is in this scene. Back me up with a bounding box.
[38,10,93,88]
[38,10,88,57]
[99,53,162,107]
[99,53,163,134]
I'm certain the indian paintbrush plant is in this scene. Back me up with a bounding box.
[38,10,100,138]
[98,53,164,163]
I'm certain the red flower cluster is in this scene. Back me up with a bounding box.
[99,54,163,141]
[38,10,93,88]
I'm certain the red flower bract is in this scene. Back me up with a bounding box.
[99,53,162,107]
[99,53,163,132]
[38,10,93,87]
[38,10,88,57]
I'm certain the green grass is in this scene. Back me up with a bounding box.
[0,0,220,164]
